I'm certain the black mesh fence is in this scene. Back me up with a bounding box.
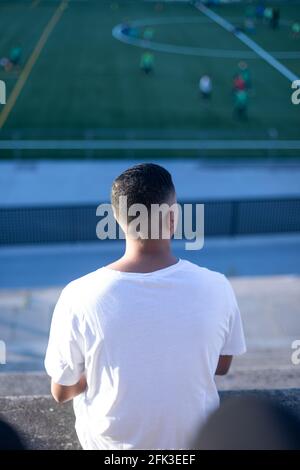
[0,198,300,245]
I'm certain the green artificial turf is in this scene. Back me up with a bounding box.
[0,0,299,158]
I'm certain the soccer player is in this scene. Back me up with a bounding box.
[263,6,273,26]
[199,74,212,99]
[140,51,154,74]
[9,46,22,67]
[271,7,280,30]
[244,18,256,34]
[233,74,246,92]
[291,22,300,39]
[45,163,246,450]
[0,57,10,72]
[238,61,252,89]
[143,27,154,41]
[234,89,249,120]
[255,2,265,20]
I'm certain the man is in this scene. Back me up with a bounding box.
[199,74,212,99]
[255,2,265,20]
[271,7,280,30]
[143,27,155,41]
[45,163,246,450]
[9,46,22,67]
[140,51,154,74]
[233,74,246,93]
[234,89,249,120]
[291,22,300,39]
[237,61,252,90]
[263,6,273,26]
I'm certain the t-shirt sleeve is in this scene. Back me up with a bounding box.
[44,287,85,386]
[221,277,247,356]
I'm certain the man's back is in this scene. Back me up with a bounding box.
[45,259,246,450]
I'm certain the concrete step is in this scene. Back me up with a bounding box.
[1,390,299,450]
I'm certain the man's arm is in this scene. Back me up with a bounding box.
[215,355,233,375]
[51,375,87,403]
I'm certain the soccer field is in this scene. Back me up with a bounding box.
[0,0,299,158]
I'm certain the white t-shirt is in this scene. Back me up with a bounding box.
[45,259,246,450]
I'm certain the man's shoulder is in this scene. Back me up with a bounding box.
[60,267,107,300]
[181,259,226,285]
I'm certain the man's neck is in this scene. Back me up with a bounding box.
[106,239,178,273]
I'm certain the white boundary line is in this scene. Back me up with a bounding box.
[194,2,299,82]
[112,17,300,60]
[112,24,252,59]
[1,140,300,150]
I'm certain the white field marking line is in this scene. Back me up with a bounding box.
[1,140,300,150]
[0,0,69,129]
[112,17,300,60]
[113,24,254,59]
[194,2,299,82]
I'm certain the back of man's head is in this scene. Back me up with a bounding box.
[112,163,175,208]
[111,163,176,239]
[111,163,175,216]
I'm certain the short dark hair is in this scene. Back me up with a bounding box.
[111,163,175,218]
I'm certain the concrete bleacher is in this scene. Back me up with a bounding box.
[1,388,299,449]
